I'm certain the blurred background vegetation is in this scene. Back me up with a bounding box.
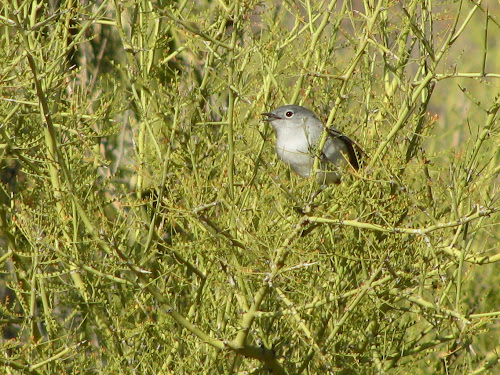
[0,0,499,373]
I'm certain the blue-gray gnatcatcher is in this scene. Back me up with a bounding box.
[262,105,363,184]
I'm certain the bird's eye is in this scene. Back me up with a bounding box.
[285,111,293,117]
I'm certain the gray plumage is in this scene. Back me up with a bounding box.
[262,105,363,184]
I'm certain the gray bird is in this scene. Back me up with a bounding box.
[262,105,363,184]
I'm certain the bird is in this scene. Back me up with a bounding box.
[262,105,363,184]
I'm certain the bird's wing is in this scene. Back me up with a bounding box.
[325,129,364,170]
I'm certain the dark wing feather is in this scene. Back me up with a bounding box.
[327,129,364,170]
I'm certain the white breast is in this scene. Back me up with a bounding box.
[275,127,315,177]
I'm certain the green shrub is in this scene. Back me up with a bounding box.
[0,0,499,373]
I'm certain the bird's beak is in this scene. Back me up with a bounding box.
[261,112,281,121]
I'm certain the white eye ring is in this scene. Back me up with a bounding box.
[285,111,294,117]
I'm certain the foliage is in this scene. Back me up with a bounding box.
[0,0,499,373]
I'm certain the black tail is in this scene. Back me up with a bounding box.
[340,135,364,170]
